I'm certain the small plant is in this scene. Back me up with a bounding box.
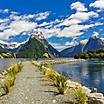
[0,61,23,96]
[31,61,41,67]
[32,61,69,94]
[74,87,88,104]
[45,68,57,81]
[54,74,69,94]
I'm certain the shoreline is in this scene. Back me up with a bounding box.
[0,61,73,104]
[33,59,104,104]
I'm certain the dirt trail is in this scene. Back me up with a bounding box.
[0,61,73,104]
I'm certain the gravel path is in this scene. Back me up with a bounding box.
[0,61,74,104]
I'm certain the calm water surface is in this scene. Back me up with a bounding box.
[0,59,23,73]
[53,60,104,93]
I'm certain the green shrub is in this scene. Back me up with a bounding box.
[54,74,69,94]
[74,87,88,104]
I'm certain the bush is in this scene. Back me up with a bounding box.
[74,87,88,104]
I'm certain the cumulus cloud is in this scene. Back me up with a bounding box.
[58,11,98,27]
[80,39,88,45]
[90,0,104,10]
[55,22,103,38]
[49,42,70,52]
[35,12,50,21]
[65,41,78,46]
[0,20,37,40]
[49,1,101,39]
[91,32,99,37]
[0,3,103,50]
[70,11,99,22]
[0,10,50,40]
[71,1,88,12]
[0,9,9,13]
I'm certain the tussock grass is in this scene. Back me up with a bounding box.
[0,53,16,58]
[32,60,88,103]
[32,60,69,94]
[54,74,69,94]
[31,60,41,67]
[44,68,57,81]
[74,87,88,104]
[0,61,23,96]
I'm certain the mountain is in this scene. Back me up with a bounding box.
[61,36,104,57]
[0,31,60,58]
[61,43,84,57]
[83,36,104,52]
[16,34,59,58]
[41,38,60,57]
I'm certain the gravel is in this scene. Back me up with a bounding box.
[0,61,74,104]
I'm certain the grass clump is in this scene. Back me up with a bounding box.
[0,61,23,96]
[31,60,41,67]
[32,60,69,95]
[74,87,88,104]
[54,74,69,94]
[45,68,57,81]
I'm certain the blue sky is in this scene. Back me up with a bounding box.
[0,0,104,51]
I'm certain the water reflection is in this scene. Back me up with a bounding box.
[53,60,104,93]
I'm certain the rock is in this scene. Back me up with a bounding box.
[66,80,81,88]
[82,86,91,95]
[53,99,56,103]
[88,97,104,104]
[91,88,98,93]
[88,93,104,104]
[88,93,103,99]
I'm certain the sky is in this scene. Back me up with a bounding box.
[0,0,104,51]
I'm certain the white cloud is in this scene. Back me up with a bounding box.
[9,11,50,22]
[70,11,99,22]
[90,0,104,10]
[0,9,9,13]
[49,42,69,52]
[0,20,37,40]
[40,28,61,39]
[58,19,81,26]
[65,41,78,46]
[56,22,103,38]
[56,2,99,28]
[35,12,50,21]
[0,10,51,40]
[38,22,50,27]
[71,1,88,12]
[39,20,103,40]
[0,7,103,50]
[91,32,99,37]
[80,39,88,45]
[10,20,36,33]
[48,1,100,39]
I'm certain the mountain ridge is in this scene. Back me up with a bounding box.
[0,31,60,58]
[61,36,104,57]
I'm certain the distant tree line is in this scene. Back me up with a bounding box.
[74,48,104,59]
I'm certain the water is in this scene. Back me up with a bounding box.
[53,60,104,93]
[0,59,22,73]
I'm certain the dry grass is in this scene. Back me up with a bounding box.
[0,61,23,96]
